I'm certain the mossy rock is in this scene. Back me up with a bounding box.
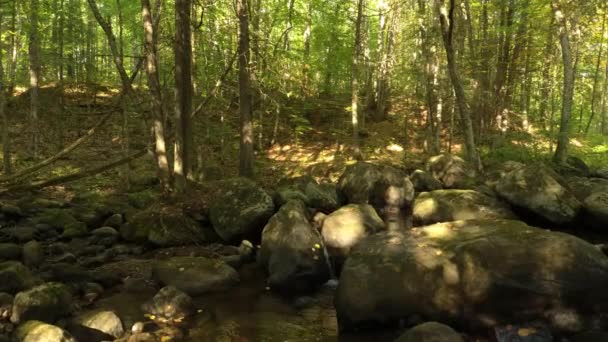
[126,189,158,209]
[0,261,36,294]
[61,222,89,239]
[34,209,79,230]
[11,282,74,324]
[121,205,211,246]
[14,320,76,342]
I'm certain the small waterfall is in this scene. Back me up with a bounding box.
[310,223,336,280]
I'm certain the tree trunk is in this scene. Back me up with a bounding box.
[8,0,20,94]
[552,0,575,165]
[602,45,608,135]
[351,0,364,160]
[585,7,607,134]
[28,0,41,159]
[302,0,312,95]
[539,18,555,131]
[87,0,132,92]
[0,13,10,175]
[237,0,254,178]
[141,0,171,194]
[174,0,194,189]
[435,0,481,172]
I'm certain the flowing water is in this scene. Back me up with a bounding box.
[94,264,401,342]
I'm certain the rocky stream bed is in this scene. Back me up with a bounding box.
[1,154,608,341]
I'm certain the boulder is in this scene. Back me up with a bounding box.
[152,257,239,296]
[425,154,473,189]
[11,282,73,324]
[335,219,608,332]
[72,310,124,338]
[103,214,123,228]
[495,164,581,225]
[410,169,443,193]
[34,209,79,230]
[142,286,192,325]
[258,200,331,294]
[591,167,608,179]
[394,322,463,342]
[413,190,516,226]
[208,178,275,243]
[61,221,88,239]
[274,176,340,212]
[121,205,211,247]
[0,262,35,294]
[321,204,385,265]
[14,321,76,342]
[0,243,21,261]
[22,241,43,269]
[566,177,608,202]
[337,162,415,229]
[584,192,608,225]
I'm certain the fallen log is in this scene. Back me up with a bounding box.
[0,148,148,195]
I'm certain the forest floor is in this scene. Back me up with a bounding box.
[6,82,607,195]
[1,83,608,342]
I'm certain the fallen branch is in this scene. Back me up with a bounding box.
[0,148,148,194]
[0,111,115,183]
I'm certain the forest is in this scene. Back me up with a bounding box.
[0,0,607,341]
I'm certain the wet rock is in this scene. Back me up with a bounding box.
[335,219,608,332]
[64,323,114,342]
[11,282,73,324]
[22,241,43,268]
[495,163,581,225]
[0,293,12,321]
[14,320,76,342]
[79,282,104,304]
[0,243,21,261]
[0,262,35,294]
[413,190,516,226]
[73,310,124,338]
[209,178,275,243]
[394,322,464,342]
[103,214,124,228]
[321,204,385,267]
[410,169,443,192]
[258,200,331,294]
[128,332,157,342]
[425,154,473,188]
[494,324,552,342]
[152,257,239,296]
[48,253,77,264]
[142,286,192,325]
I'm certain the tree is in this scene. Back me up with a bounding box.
[351,0,365,161]
[174,0,194,189]
[1,13,10,175]
[28,0,41,159]
[552,0,575,165]
[237,0,254,178]
[435,0,481,172]
[141,0,171,194]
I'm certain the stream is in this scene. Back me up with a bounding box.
[93,264,401,342]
